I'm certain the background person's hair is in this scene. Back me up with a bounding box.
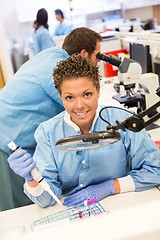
[53,54,101,94]
[55,9,64,19]
[36,8,49,29]
[62,27,102,56]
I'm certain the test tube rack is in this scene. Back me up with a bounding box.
[32,201,107,230]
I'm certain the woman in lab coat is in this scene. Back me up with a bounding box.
[33,8,55,54]
[8,54,160,208]
[0,27,102,211]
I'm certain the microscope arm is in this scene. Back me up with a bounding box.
[107,101,160,133]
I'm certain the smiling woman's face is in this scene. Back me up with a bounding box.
[61,77,100,134]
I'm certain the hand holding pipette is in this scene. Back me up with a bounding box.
[7,139,63,208]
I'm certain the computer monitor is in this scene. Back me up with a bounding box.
[129,43,152,74]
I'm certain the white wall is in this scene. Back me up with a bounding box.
[0,2,21,44]
[0,17,14,83]
[0,0,159,66]
[0,0,159,46]
[0,0,73,45]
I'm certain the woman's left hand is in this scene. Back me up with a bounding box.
[63,180,116,207]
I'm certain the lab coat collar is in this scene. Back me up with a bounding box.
[64,106,101,132]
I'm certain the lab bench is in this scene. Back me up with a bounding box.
[1,187,160,240]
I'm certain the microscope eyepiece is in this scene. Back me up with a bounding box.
[96,53,121,67]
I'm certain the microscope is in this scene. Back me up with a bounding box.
[97,53,160,114]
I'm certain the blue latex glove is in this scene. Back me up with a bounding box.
[7,149,36,182]
[63,180,116,206]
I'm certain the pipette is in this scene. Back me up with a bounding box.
[6,139,63,208]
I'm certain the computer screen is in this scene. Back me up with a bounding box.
[129,43,152,74]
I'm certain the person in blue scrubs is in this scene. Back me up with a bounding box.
[8,54,160,208]
[33,8,56,54]
[53,9,72,37]
[0,27,102,211]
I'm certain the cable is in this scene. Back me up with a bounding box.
[99,106,137,125]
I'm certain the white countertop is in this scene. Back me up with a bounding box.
[1,187,160,240]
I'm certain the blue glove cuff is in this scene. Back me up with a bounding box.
[93,179,116,200]
[104,179,116,195]
[25,176,34,182]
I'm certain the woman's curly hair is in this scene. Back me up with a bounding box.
[53,54,101,94]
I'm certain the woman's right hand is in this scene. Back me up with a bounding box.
[7,149,36,181]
